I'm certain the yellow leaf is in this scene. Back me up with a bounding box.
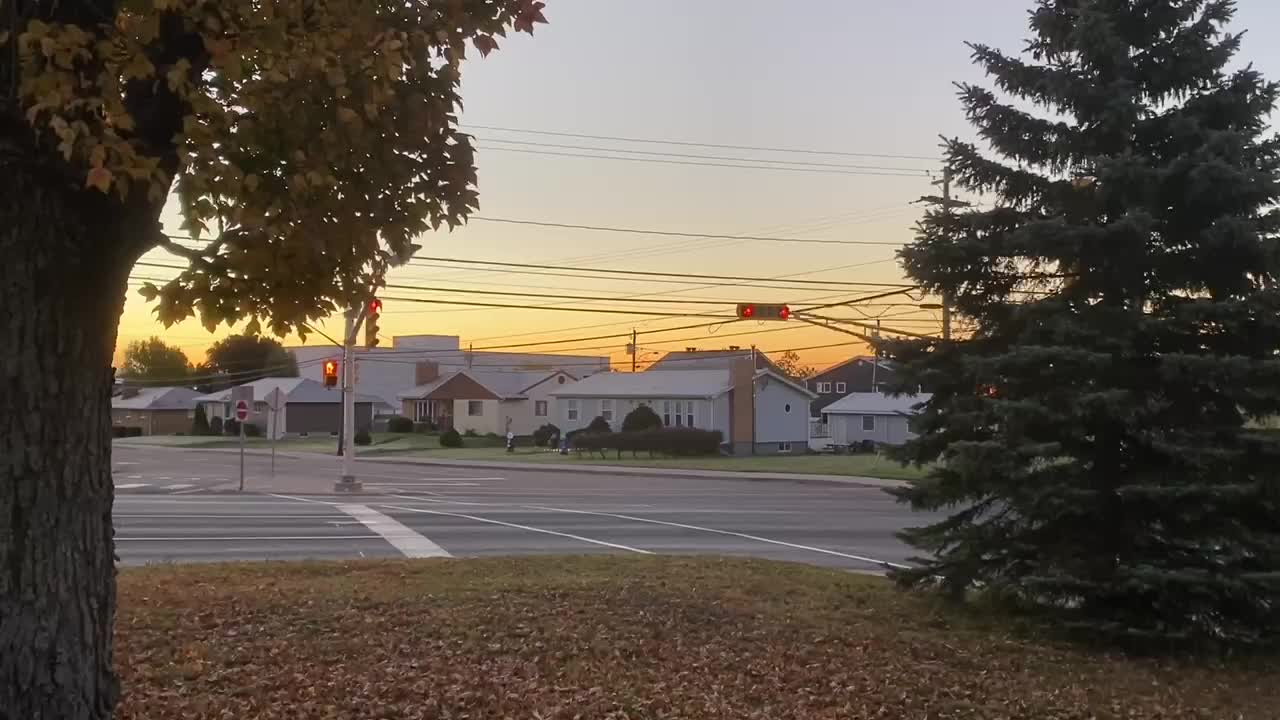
[86,166,113,193]
[336,107,358,124]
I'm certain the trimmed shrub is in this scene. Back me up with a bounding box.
[126,426,144,437]
[223,418,240,436]
[621,404,662,433]
[111,426,128,439]
[412,420,436,434]
[354,430,372,446]
[192,405,211,435]
[386,415,414,433]
[586,415,612,434]
[533,423,560,447]
[243,423,262,438]
[440,428,463,448]
[210,416,223,435]
[571,428,723,458]
[463,428,479,438]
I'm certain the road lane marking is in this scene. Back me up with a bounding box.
[113,514,348,519]
[170,487,209,495]
[114,483,150,490]
[379,503,652,555]
[126,475,143,479]
[116,535,384,541]
[523,505,909,570]
[336,504,452,558]
[164,484,196,490]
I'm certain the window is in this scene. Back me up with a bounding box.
[818,382,832,393]
[779,441,793,453]
[662,401,672,426]
[784,403,791,414]
[467,400,484,417]
[535,400,548,417]
[557,375,566,384]
[601,399,614,423]
[684,400,695,428]
[835,382,846,394]
[862,415,876,431]
[566,399,579,421]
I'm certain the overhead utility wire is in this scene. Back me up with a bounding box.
[410,255,913,285]
[463,124,941,161]
[478,146,930,178]
[466,217,905,246]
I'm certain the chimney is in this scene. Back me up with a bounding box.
[729,356,755,452]
[414,361,439,386]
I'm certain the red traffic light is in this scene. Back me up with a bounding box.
[322,359,339,387]
[368,299,382,315]
[736,303,790,321]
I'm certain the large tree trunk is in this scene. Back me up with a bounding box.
[0,164,135,718]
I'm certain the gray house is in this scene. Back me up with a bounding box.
[821,392,932,447]
[198,377,383,438]
[550,359,816,455]
[111,386,203,435]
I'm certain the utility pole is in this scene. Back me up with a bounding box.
[918,156,969,341]
[631,328,637,372]
[336,307,360,492]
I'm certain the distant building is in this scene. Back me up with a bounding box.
[805,356,898,418]
[646,348,782,374]
[550,358,816,455]
[397,363,576,435]
[111,386,203,435]
[821,391,931,447]
[289,334,609,411]
[197,377,383,438]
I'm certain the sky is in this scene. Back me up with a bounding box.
[117,0,1280,372]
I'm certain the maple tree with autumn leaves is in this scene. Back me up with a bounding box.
[0,1,544,717]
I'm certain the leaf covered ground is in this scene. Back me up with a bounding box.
[116,557,1277,719]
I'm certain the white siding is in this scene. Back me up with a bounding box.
[752,378,811,445]
[452,399,502,435]
[828,413,913,446]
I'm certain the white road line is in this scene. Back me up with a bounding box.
[269,493,339,506]
[155,476,172,480]
[362,482,482,487]
[335,505,452,558]
[525,504,909,569]
[379,503,653,555]
[164,484,196,490]
[114,514,347,519]
[114,462,139,466]
[116,535,384,541]
[114,483,150,490]
[170,487,209,495]
[126,475,143,479]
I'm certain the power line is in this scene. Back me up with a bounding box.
[464,124,941,162]
[466,217,907,247]
[409,256,912,287]
[380,295,737,319]
[479,146,931,178]
[477,138,932,174]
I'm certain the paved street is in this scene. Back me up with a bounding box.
[112,445,931,572]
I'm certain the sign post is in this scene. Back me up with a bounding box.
[234,399,249,491]
[265,388,284,478]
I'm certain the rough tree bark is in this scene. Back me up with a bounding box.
[0,160,138,718]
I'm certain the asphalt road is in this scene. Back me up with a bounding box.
[112,446,933,572]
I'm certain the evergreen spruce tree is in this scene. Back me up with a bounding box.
[887,0,1280,649]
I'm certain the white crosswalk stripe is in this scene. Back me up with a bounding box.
[114,483,150,490]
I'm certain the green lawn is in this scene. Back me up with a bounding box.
[380,445,929,480]
[114,556,1278,720]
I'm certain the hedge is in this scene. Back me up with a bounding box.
[571,427,723,458]
[386,416,414,433]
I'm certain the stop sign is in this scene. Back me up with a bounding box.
[234,399,250,421]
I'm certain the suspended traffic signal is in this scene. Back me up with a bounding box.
[322,359,339,387]
[365,298,381,348]
[736,303,791,321]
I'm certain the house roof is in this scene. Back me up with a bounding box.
[111,386,203,411]
[822,392,931,416]
[814,355,896,378]
[646,350,781,373]
[397,370,571,401]
[549,370,733,398]
[198,377,382,405]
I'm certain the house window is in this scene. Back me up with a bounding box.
[468,400,484,417]
[662,401,672,427]
[862,415,876,431]
[818,382,832,393]
[535,400,548,417]
[566,399,579,421]
[784,403,791,413]
[601,399,614,423]
[835,382,846,394]
[779,441,793,453]
[684,401,695,428]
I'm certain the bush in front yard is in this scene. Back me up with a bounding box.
[386,416,414,433]
[192,405,211,435]
[586,415,612,434]
[223,418,240,436]
[440,428,463,448]
[354,430,372,446]
[463,428,478,438]
[412,420,436,434]
[533,423,560,447]
[572,428,722,458]
[209,416,223,435]
[621,405,662,433]
[243,423,262,438]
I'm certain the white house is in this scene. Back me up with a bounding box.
[549,359,816,455]
[397,363,576,436]
[198,377,385,438]
[821,392,932,447]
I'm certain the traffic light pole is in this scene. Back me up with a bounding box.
[335,307,363,493]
